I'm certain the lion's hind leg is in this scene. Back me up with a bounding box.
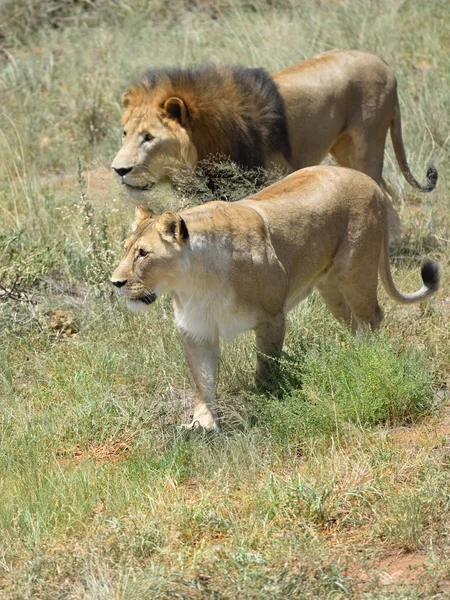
[330,133,402,244]
[381,177,403,245]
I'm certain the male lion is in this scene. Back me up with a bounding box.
[111,166,440,430]
[111,50,437,240]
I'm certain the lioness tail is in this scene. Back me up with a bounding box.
[379,236,440,305]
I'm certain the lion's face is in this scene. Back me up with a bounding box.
[111,94,198,194]
[111,207,189,312]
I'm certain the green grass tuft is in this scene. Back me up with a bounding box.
[254,331,435,443]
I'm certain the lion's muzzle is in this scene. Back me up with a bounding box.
[139,292,157,305]
[111,278,127,288]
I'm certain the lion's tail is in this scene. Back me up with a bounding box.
[389,95,438,192]
[379,232,440,305]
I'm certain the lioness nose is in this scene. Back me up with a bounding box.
[111,279,127,288]
[113,167,132,177]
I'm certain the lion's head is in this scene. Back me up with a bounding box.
[111,206,189,311]
[111,65,291,195]
[111,86,198,195]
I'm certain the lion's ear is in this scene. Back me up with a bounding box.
[132,206,154,231]
[122,91,132,109]
[156,211,189,244]
[162,97,189,125]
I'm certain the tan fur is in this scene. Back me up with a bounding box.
[111,166,439,430]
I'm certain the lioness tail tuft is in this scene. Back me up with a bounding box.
[421,259,440,291]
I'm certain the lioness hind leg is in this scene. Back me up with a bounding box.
[331,244,385,334]
[316,269,352,329]
[254,316,286,389]
[338,276,384,333]
[350,302,384,336]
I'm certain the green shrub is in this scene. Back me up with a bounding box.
[254,331,435,443]
[74,162,118,287]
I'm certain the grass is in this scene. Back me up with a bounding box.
[1,0,450,597]
[254,330,436,443]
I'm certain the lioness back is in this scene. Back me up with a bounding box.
[239,167,386,292]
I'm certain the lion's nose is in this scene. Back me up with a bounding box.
[113,167,132,177]
[111,279,127,288]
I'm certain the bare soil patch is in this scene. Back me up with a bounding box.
[356,551,426,586]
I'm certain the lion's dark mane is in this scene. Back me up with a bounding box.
[131,63,291,170]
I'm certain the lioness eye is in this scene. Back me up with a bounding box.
[143,133,154,143]
[122,130,127,138]
[138,248,149,258]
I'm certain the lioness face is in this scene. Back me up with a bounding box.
[111,207,189,312]
[111,95,198,194]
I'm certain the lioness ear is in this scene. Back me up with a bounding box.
[162,97,189,124]
[132,206,154,231]
[156,211,189,244]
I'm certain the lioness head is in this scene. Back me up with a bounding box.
[111,206,189,311]
[111,86,198,195]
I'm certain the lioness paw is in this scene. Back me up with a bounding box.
[182,408,219,431]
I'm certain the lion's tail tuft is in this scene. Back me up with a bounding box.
[379,236,440,305]
[423,164,438,192]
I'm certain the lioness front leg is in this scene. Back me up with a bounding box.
[179,330,220,430]
[254,315,286,389]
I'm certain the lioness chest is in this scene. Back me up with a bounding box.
[173,290,258,342]
[171,204,287,342]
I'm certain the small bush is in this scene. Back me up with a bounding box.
[377,484,450,551]
[74,161,118,287]
[171,156,286,206]
[254,331,435,443]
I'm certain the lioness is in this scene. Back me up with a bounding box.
[111,166,440,430]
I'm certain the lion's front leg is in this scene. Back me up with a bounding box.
[179,330,220,430]
[254,315,286,389]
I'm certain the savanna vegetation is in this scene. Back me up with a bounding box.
[0,0,449,597]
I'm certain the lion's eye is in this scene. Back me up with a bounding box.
[143,133,154,143]
[138,248,149,258]
[122,130,127,138]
